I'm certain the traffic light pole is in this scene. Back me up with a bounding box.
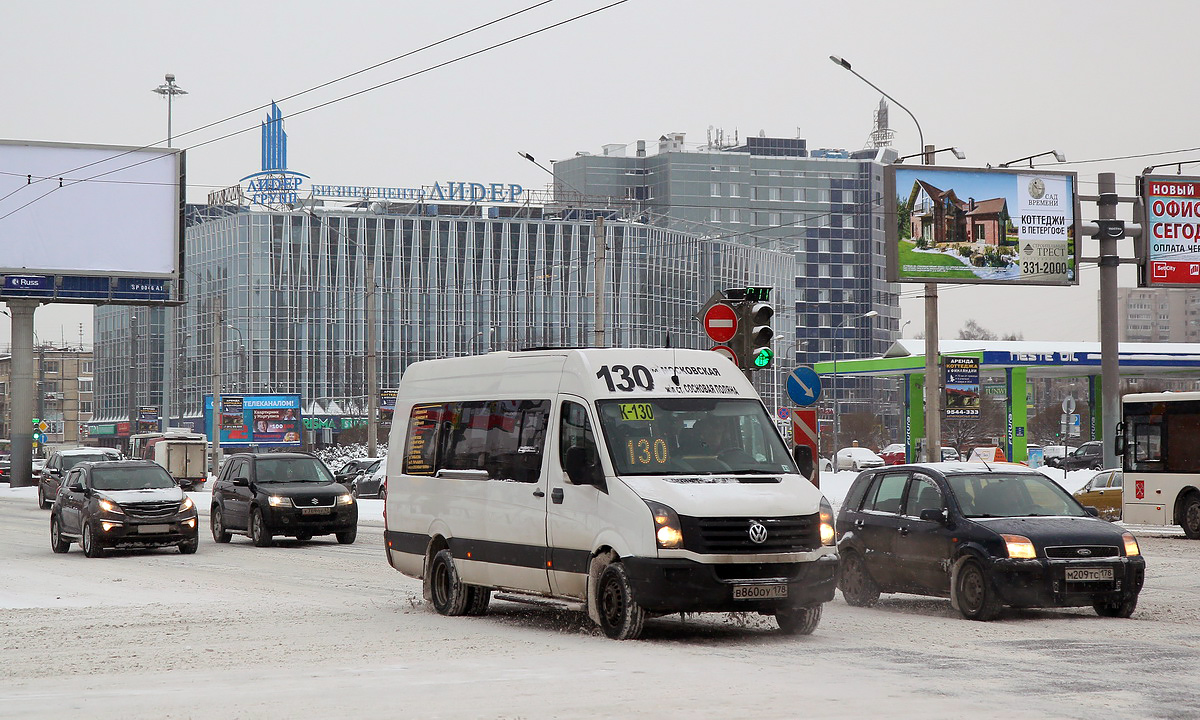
[594,215,606,348]
[8,299,38,487]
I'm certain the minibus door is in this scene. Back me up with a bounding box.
[546,397,605,600]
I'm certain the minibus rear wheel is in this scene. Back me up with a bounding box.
[429,549,471,616]
[596,562,645,640]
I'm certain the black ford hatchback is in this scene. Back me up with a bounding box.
[210,453,357,547]
[836,463,1145,620]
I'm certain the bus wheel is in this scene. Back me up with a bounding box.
[1181,492,1200,540]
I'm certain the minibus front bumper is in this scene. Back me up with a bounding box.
[622,552,838,613]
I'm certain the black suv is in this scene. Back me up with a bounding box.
[835,463,1145,620]
[38,447,122,509]
[1059,441,1104,471]
[210,453,357,546]
[50,460,199,557]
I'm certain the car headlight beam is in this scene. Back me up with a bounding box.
[819,497,836,546]
[336,493,355,505]
[644,500,683,549]
[1002,534,1037,559]
[267,495,292,508]
[97,498,124,515]
[180,496,194,512]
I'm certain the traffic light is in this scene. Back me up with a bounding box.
[742,300,774,370]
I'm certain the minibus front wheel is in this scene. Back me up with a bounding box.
[596,562,646,640]
[775,603,822,635]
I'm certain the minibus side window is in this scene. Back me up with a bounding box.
[403,403,446,476]
[490,400,550,483]
[442,402,491,473]
[560,401,598,470]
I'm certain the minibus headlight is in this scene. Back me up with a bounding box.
[1122,532,1140,557]
[644,500,684,549]
[819,497,835,546]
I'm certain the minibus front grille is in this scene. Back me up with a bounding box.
[680,514,821,554]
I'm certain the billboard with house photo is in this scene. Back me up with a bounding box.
[885,166,1079,285]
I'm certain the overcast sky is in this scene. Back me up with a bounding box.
[1,0,1194,350]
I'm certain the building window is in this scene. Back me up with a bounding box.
[730,209,741,224]
[728,184,741,198]
[974,223,985,241]
[79,379,93,393]
[710,183,721,197]
[43,360,60,374]
[82,361,93,374]
[80,400,93,414]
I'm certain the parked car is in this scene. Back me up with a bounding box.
[835,463,1145,620]
[210,452,357,546]
[1043,445,1069,469]
[333,457,376,489]
[1060,441,1105,471]
[835,447,885,472]
[941,446,961,462]
[38,447,122,509]
[820,457,834,474]
[1074,469,1123,521]
[879,443,907,465]
[352,460,387,499]
[49,460,199,557]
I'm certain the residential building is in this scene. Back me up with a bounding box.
[1115,287,1200,343]
[0,346,94,453]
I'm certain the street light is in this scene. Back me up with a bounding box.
[831,53,941,462]
[152,73,187,148]
[154,74,186,434]
[832,310,878,465]
[1000,150,1066,168]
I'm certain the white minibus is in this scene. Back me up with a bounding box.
[383,348,838,639]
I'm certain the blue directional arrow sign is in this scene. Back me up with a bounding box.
[786,366,822,407]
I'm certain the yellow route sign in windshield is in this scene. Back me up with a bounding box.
[618,403,654,421]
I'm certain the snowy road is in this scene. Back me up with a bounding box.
[1,485,1199,720]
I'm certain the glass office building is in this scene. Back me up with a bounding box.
[92,203,793,443]
[554,132,902,424]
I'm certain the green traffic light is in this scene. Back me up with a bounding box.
[753,348,773,368]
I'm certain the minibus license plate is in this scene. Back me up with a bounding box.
[732,584,788,600]
[138,524,170,534]
[1065,567,1113,582]
[302,507,331,515]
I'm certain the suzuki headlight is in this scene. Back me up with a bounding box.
[97,498,124,515]
[267,495,292,508]
[644,500,683,549]
[1122,532,1140,557]
[336,493,355,505]
[1002,534,1037,559]
[819,497,836,546]
[179,496,195,513]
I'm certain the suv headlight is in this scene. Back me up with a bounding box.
[336,493,355,506]
[97,498,124,515]
[644,500,683,549]
[267,495,292,508]
[819,497,835,546]
[179,496,195,513]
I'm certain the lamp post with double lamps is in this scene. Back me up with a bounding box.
[153,74,186,433]
[831,310,878,466]
[830,54,945,462]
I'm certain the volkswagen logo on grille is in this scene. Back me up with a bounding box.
[310,498,319,505]
[1076,548,1092,556]
[748,520,768,544]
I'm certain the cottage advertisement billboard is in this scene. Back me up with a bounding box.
[1142,175,1200,286]
[885,167,1080,285]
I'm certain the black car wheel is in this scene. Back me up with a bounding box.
[178,536,199,554]
[1094,594,1138,618]
[378,483,387,501]
[838,551,881,607]
[1181,492,1200,540]
[50,515,70,553]
[250,508,273,547]
[336,527,357,544]
[956,559,1001,621]
[82,519,104,558]
[775,604,822,635]
[296,533,313,542]
[37,484,50,510]
[596,562,646,640]
[429,549,470,616]
[211,505,232,543]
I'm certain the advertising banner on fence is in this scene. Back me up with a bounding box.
[204,394,302,447]
[943,356,981,418]
[886,167,1079,285]
[1142,176,1200,286]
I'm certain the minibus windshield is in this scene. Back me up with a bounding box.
[596,398,798,476]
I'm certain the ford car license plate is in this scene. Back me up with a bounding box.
[1065,566,1113,582]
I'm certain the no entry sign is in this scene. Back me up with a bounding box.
[703,303,738,343]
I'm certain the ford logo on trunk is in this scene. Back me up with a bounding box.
[748,520,768,544]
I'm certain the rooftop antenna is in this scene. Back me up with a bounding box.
[666,333,680,386]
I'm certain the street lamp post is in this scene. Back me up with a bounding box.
[830,54,942,462]
[832,310,878,465]
[153,74,186,434]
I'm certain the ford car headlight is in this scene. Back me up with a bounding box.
[819,497,835,546]
[644,500,683,549]
[1122,532,1140,557]
[1002,534,1037,559]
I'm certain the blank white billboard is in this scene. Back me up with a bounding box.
[0,140,181,277]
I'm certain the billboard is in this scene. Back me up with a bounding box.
[204,394,302,447]
[1141,175,1200,286]
[886,166,1079,285]
[943,356,981,418]
[0,139,182,285]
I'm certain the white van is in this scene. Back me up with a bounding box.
[383,348,838,639]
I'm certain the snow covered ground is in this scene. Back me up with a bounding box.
[1,471,1197,719]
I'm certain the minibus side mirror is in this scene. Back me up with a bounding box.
[564,446,604,488]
